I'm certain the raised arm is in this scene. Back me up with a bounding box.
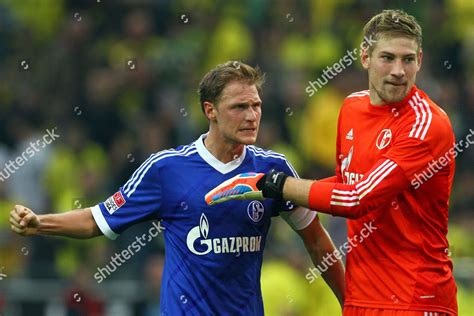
[9,204,102,239]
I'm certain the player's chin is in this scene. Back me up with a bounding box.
[240,136,257,145]
[384,85,408,103]
[237,130,258,144]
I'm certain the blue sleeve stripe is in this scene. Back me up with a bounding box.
[125,148,198,197]
[247,147,299,178]
[123,144,193,193]
[247,147,285,159]
[122,153,160,193]
[123,144,195,195]
[247,145,285,159]
[285,160,299,178]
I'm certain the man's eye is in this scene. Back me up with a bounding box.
[382,56,393,61]
[404,57,415,63]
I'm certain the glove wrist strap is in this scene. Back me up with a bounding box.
[258,170,288,199]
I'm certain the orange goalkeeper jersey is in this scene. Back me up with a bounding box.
[309,85,457,314]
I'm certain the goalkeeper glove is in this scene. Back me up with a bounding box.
[205,170,288,205]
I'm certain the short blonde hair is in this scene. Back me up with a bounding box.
[198,61,265,113]
[363,9,422,55]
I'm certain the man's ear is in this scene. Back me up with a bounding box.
[203,101,217,121]
[361,48,370,70]
[416,48,423,71]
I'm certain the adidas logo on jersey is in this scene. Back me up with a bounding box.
[346,128,353,140]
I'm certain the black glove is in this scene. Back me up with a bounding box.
[256,169,288,199]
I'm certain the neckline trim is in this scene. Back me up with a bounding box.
[195,133,246,174]
[368,85,418,112]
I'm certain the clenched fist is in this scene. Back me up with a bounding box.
[10,205,41,236]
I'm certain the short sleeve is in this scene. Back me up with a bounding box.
[281,207,317,231]
[91,155,162,239]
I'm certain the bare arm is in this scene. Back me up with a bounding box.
[283,177,314,208]
[283,211,345,308]
[9,204,102,239]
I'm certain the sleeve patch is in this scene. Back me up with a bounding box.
[104,191,126,214]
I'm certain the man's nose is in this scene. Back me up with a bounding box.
[391,59,405,78]
[245,107,259,121]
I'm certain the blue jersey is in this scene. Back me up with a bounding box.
[91,134,315,315]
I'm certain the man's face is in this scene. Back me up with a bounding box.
[362,35,422,104]
[207,81,262,145]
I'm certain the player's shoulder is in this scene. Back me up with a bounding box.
[341,89,370,112]
[413,89,450,121]
[402,89,454,142]
[246,145,299,176]
[343,89,370,104]
[246,145,287,162]
[145,142,198,168]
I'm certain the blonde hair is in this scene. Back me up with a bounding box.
[198,61,265,113]
[363,9,422,55]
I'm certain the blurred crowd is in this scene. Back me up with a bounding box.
[0,0,473,315]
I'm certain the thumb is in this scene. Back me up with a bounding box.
[15,205,29,217]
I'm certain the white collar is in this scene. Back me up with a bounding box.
[195,133,246,174]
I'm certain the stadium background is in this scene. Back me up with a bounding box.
[0,0,473,315]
